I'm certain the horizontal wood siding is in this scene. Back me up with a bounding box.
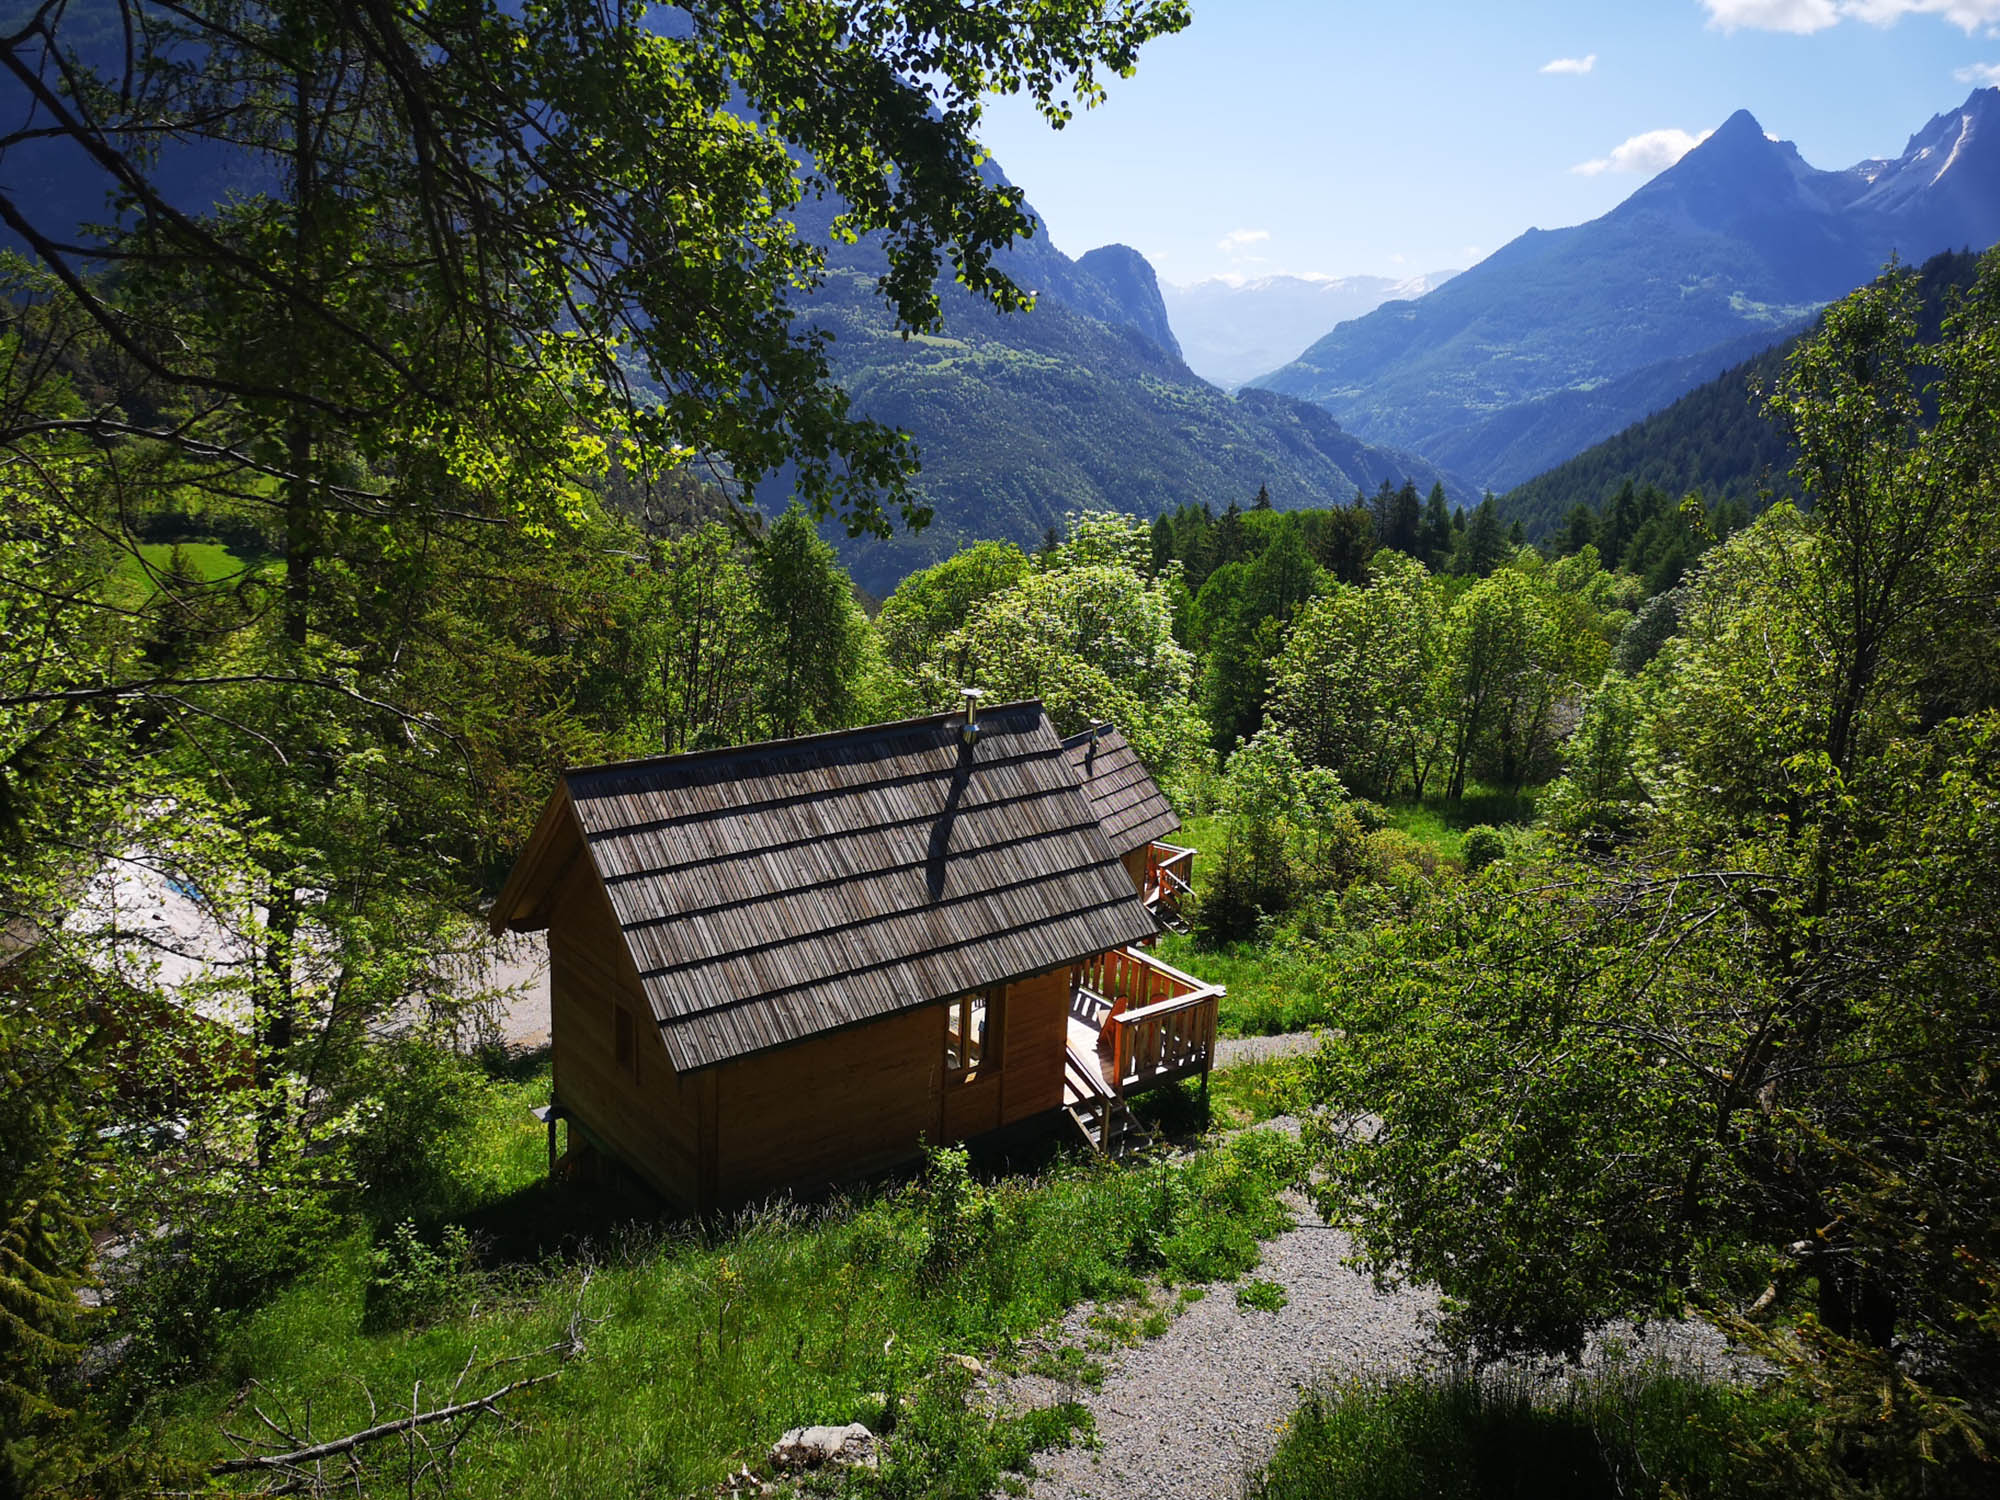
[709,959,1073,1205]
[996,964,1069,1123]
[550,865,700,1209]
[712,1005,942,1204]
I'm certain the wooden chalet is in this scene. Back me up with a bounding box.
[490,699,1222,1211]
[1062,722,1198,931]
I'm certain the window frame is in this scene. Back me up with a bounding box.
[944,983,1004,1083]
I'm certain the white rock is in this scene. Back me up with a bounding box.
[769,1422,876,1470]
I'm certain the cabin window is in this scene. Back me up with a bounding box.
[944,985,1003,1081]
[614,1004,637,1083]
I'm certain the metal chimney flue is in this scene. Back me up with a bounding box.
[960,686,984,746]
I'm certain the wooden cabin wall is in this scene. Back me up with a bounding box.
[709,962,1075,1207]
[1120,846,1148,896]
[548,864,700,1208]
[995,965,1068,1122]
[711,1003,941,1205]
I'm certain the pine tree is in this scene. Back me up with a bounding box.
[1600,480,1642,568]
[1382,480,1424,557]
[1215,499,1248,570]
[1454,496,1510,577]
[1421,483,1453,569]
[1556,503,1598,558]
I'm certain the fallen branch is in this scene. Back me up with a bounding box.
[210,1271,595,1495]
[211,1370,558,1475]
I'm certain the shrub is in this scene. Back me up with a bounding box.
[1348,800,1391,833]
[1364,829,1441,885]
[1461,825,1506,875]
[1192,838,1294,945]
[342,1039,500,1221]
[363,1219,478,1332]
[1236,1278,1288,1312]
[119,1171,344,1379]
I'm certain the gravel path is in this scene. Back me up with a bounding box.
[1213,1031,1320,1068]
[1003,1149,1754,1500]
[1003,1192,1441,1500]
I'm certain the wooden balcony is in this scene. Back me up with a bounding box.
[1068,945,1223,1101]
[1145,841,1196,931]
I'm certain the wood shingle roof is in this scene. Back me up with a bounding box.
[494,702,1157,1073]
[1061,723,1181,857]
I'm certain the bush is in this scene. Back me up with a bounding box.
[119,1172,344,1379]
[342,1039,502,1220]
[1348,800,1391,833]
[363,1219,478,1332]
[1192,837,1295,945]
[1363,829,1441,885]
[1460,826,1506,875]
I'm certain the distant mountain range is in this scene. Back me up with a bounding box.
[787,175,1469,595]
[1250,90,2000,493]
[1497,250,1982,540]
[1160,272,1458,388]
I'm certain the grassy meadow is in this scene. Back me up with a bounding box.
[106,1058,1309,1499]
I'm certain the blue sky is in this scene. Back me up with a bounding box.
[973,0,2000,286]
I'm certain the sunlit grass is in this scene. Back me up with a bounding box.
[113,540,279,604]
[1381,785,1537,860]
[1248,1363,1793,1500]
[117,1069,1308,1499]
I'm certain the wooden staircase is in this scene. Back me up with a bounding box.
[1063,1043,1156,1159]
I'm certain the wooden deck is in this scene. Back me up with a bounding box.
[1064,945,1222,1104]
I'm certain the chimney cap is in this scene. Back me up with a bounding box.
[959,686,984,743]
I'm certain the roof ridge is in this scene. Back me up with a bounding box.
[563,699,1047,783]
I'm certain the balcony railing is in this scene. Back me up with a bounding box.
[1073,945,1222,1096]
[1145,840,1196,929]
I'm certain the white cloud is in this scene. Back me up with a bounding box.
[1217,227,1270,255]
[1700,0,1840,31]
[1571,126,1715,176]
[1844,0,2000,31]
[1702,0,2000,33]
[1540,53,1598,74]
[1955,59,2000,80]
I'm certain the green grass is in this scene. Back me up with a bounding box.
[113,540,276,603]
[1379,786,1538,862]
[1248,1364,1793,1500]
[109,1068,1309,1500]
[1157,932,1320,1038]
[1133,1054,1309,1138]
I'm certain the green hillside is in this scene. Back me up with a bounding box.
[1499,249,1981,539]
[802,266,1467,595]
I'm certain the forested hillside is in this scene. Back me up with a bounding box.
[789,190,1467,594]
[1501,250,1981,539]
[792,262,1469,593]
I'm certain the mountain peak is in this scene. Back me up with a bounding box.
[1620,106,1825,240]
[1713,107,1767,142]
